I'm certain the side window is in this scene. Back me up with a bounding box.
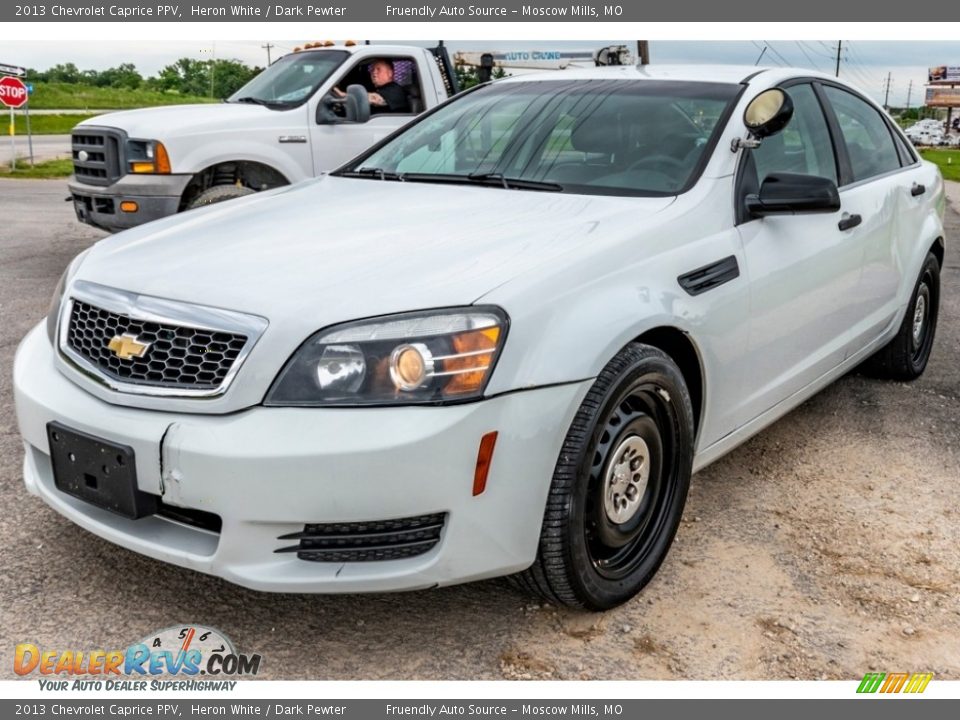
[751,84,837,184]
[823,86,901,182]
[336,56,421,116]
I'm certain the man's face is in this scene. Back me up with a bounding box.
[370,61,394,88]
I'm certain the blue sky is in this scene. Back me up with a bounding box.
[5,40,954,107]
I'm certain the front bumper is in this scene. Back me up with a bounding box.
[69,175,191,232]
[14,324,590,593]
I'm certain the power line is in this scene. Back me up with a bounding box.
[794,41,825,72]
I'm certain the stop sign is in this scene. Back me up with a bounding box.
[0,76,28,108]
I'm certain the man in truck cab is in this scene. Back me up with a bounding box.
[334,59,411,114]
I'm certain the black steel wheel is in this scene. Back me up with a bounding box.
[863,252,940,381]
[515,343,695,610]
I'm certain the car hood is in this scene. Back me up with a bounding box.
[78,103,283,138]
[76,176,675,330]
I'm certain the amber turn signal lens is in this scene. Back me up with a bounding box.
[119,201,138,213]
[154,142,171,174]
[444,327,500,396]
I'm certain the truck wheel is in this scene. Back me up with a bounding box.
[186,184,256,210]
[863,252,940,380]
[515,343,695,611]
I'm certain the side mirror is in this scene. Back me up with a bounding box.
[745,173,840,216]
[343,84,370,123]
[744,88,794,139]
[316,84,371,124]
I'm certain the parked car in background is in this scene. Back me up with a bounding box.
[68,43,459,232]
[16,65,944,610]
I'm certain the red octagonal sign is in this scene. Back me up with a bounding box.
[0,76,28,108]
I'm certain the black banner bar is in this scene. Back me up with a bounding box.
[1,0,950,22]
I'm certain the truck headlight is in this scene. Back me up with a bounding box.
[126,139,171,174]
[46,249,91,346]
[265,307,509,406]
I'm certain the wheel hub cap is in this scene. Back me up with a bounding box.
[912,291,927,346]
[603,435,650,524]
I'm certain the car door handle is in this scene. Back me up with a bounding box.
[911,183,926,197]
[838,213,862,231]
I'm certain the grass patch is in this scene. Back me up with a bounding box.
[26,83,215,110]
[0,158,73,179]
[919,148,960,182]
[7,113,97,135]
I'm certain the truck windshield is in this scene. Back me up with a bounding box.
[340,79,740,196]
[228,50,349,107]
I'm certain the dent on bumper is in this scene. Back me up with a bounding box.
[14,324,591,593]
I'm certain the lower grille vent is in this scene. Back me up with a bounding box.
[275,513,446,562]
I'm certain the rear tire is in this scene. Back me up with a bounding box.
[863,252,940,380]
[186,184,256,210]
[515,343,695,611]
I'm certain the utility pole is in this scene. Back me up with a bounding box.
[883,72,892,110]
[835,40,842,77]
[261,43,274,65]
[906,80,913,108]
[637,41,650,65]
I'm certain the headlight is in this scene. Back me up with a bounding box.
[265,307,509,406]
[126,139,171,174]
[46,249,91,345]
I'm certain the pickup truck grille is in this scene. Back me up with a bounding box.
[72,128,124,186]
[66,300,248,391]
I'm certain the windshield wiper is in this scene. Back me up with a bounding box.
[232,96,294,109]
[398,172,563,192]
[339,167,404,181]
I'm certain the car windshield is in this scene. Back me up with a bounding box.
[339,79,740,196]
[227,50,349,107]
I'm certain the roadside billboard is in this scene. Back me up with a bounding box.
[925,86,960,106]
[928,65,960,83]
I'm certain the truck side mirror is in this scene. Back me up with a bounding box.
[317,84,371,125]
[344,84,371,123]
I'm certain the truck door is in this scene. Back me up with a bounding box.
[308,54,424,174]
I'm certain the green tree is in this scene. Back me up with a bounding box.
[97,63,143,90]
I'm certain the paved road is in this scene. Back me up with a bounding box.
[0,178,957,681]
[0,134,70,165]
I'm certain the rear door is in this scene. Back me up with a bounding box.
[817,84,919,356]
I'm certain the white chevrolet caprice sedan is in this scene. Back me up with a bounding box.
[14,66,945,610]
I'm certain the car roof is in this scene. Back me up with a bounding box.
[496,64,847,88]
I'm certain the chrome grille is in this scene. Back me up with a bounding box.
[72,128,124,186]
[67,300,248,391]
[275,513,446,562]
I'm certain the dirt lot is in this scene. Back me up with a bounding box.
[0,178,957,681]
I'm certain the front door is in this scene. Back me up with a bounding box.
[734,82,863,426]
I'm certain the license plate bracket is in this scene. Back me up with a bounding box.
[47,422,158,520]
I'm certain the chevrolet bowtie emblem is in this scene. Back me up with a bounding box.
[107,333,151,360]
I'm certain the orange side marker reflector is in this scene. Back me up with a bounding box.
[119,201,138,213]
[473,431,499,497]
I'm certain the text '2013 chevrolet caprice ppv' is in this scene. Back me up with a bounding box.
[15,66,945,610]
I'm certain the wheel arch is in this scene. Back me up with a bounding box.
[930,236,945,268]
[179,160,290,211]
[630,326,705,441]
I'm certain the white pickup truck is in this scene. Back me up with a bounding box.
[68,43,459,232]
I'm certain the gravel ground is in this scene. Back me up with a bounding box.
[0,177,957,681]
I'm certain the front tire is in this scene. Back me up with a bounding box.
[186,184,256,210]
[864,252,940,380]
[516,343,695,611]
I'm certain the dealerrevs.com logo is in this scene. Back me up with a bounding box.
[15,625,261,690]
